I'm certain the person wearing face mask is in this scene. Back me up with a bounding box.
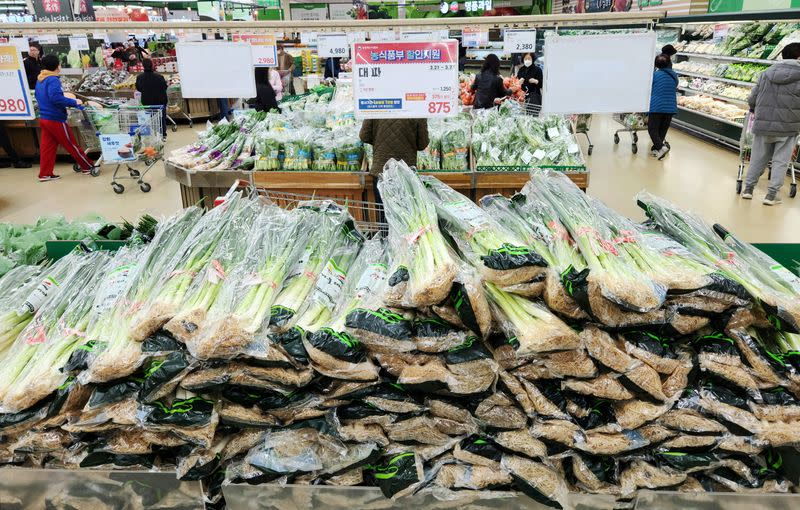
[516,52,543,106]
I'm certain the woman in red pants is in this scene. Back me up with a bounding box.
[34,54,94,182]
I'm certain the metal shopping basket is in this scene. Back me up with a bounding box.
[66,109,101,176]
[80,106,165,194]
[570,114,594,156]
[166,86,192,132]
[736,112,798,198]
[612,113,649,154]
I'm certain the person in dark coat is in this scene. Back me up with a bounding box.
[324,57,341,80]
[648,54,678,160]
[661,44,677,67]
[251,68,279,113]
[516,52,543,106]
[471,54,511,109]
[23,42,42,90]
[135,59,168,137]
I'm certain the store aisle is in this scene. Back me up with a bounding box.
[0,117,797,243]
[582,114,800,244]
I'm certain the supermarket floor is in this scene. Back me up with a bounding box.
[0,114,798,244]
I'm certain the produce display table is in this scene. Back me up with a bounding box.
[166,163,590,214]
[0,119,79,159]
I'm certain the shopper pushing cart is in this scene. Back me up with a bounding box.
[740,42,800,206]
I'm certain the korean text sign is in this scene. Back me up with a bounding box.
[232,34,277,67]
[99,133,136,163]
[0,45,34,120]
[353,40,458,119]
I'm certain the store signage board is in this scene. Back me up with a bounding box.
[462,27,488,48]
[36,34,60,45]
[176,42,256,99]
[300,32,318,46]
[0,45,35,120]
[504,29,537,54]
[542,32,656,114]
[353,40,458,119]
[68,36,90,51]
[232,34,277,67]
[317,33,349,58]
[99,133,136,162]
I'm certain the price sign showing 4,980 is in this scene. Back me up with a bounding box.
[0,45,34,120]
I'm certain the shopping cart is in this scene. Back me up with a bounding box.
[166,86,192,132]
[66,109,101,176]
[79,106,165,194]
[612,113,649,154]
[735,112,798,198]
[570,114,594,156]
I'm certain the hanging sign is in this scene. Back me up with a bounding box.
[369,31,395,42]
[232,34,277,67]
[68,36,90,51]
[36,34,60,45]
[401,31,435,42]
[0,45,36,120]
[462,27,488,48]
[504,29,537,54]
[317,33,349,58]
[353,40,458,119]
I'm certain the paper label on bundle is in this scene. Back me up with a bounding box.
[642,231,692,257]
[481,142,488,153]
[567,144,579,154]
[521,149,533,164]
[443,200,488,227]
[770,264,800,285]
[93,264,134,318]
[489,147,501,160]
[532,149,546,160]
[547,127,560,139]
[18,276,59,316]
[546,149,560,161]
[286,247,314,281]
[314,259,347,309]
[356,263,387,298]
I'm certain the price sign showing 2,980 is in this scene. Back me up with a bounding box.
[0,45,34,120]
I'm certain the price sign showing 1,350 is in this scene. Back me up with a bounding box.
[504,29,537,55]
[0,45,34,120]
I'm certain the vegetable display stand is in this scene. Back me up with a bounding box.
[251,171,370,222]
[673,107,742,151]
[165,161,254,209]
[0,467,204,508]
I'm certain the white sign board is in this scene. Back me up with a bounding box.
[370,31,395,42]
[542,32,656,115]
[68,36,90,51]
[0,45,34,120]
[401,31,436,42]
[176,42,256,99]
[36,34,60,45]
[504,29,537,54]
[353,40,458,119]
[99,133,136,162]
[300,32,318,46]
[9,38,29,54]
[317,33,349,58]
[232,34,277,67]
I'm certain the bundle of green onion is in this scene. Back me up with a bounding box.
[0,265,43,356]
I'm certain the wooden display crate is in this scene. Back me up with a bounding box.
[185,98,219,120]
[475,171,588,202]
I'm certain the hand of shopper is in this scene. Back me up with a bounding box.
[75,99,83,106]
[529,78,539,84]
[493,97,506,105]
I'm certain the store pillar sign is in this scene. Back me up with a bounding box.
[99,133,136,163]
[504,29,536,54]
[353,40,458,119]
[317,33,350,58]
[0,45,35,120]
[68,36,90,51]
[232,34,277,67]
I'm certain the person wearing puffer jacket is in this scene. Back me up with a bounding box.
[742,42,800,206]
[648,54,679,160]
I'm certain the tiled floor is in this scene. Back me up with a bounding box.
[0,115,797,243]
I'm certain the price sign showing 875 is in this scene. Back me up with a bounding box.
[0,45,34,120]
[503,29,537,54]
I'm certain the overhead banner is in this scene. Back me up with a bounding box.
[0,45,35,120]
[353,40,458,119]
[232,34,277,67]
[33,0,94,21]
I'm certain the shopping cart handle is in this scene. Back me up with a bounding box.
[712,223,731,240]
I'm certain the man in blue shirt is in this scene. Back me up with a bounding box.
[648,54,679,160]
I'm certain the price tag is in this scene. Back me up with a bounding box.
[370,31,395,42]
[93,31,109,42]
[504,29,537,54]
[480,141,488,153]
[532,149,546,160]
[462,27,488,48]
[353,40,458,119]
[489,146,501,159]
[713,24,728,44]
[401,31,436,42]
[232,34,277,67]
[547,149,561,161]
[68,36,90,51]
[36,34,59,45]
[99,133,136,163]
[521,149,533,164]
[547,127,560,139]
[348,32,367,44]
[317,33,349,58]
[0,45,35,120]
[300,32,318,46]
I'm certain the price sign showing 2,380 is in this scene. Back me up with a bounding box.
[503,29,537,54]
[0,45,34,120]
[353,40,458,119]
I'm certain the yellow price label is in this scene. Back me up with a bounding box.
[0,46,20,71]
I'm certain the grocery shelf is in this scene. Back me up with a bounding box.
[677,87,749,108]
[677,52,776,66]
[676,106,744,128]
[675,70,756,88]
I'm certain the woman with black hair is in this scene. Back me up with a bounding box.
[516,52,543,106]
[252,68,279,113]
[470,54,511,110]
